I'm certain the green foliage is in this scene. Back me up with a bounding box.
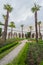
[0,41,20,59]
[28,38,36,42]
[0,41,18,53]
[4,4,13,12]
[9,22,15,28]
[25,42,43,65]
[6,41,43,65]
[39,61,43,65]
[21,24,24,27]
[7,42,29,65]
[0,38,24,52]
[29,26,32,30]
[31,3,40,12]
[3,15,7,20]
[38,21,41,25]
[0,38,20,47]
[26,32,31,38]
[0,38,24,59]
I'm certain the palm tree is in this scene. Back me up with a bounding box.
[38,21,41,38]
[9,22,15,38]
[21,24,24,38]
[31,3,40,42]
[3,4,13,40]
[29,26,32,38]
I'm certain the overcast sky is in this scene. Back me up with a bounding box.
[0,0,43,29]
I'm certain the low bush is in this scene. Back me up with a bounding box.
[0,38,21,48]
[0,38,15,47]
[25,42,43,65]
[0,38,5,47]
[38,40,43,44]
[0,41,18,53]
[28,38,36,41]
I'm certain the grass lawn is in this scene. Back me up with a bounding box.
[39,61,43,65]
[7,42,29,65]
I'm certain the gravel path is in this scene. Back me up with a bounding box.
[0,40,27,65]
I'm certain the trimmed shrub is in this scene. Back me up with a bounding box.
[0,38,19,47]
[25,32,31,38]
[25,42,43,65]
[0,41,18,53]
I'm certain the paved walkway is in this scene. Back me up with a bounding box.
[0,40,27,65]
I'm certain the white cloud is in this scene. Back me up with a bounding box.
[14,9,33,23]
[0,0,43,28]
[40,1,43,6]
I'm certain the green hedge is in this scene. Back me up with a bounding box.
[0,41,18,53]
[25,42,43,65]
[0,38,24,48]
[0,38,20,47]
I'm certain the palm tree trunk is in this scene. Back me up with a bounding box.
[11,28,13,38]
[35,11,38,42]
[3,11,9,41]
[39,24,40,38]
[30,29,31,38]
[22,27,23,38]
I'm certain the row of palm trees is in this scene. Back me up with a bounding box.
[0,20,41,40]
[20,4,42,42]
[1,4,24,40]
[0,21,24,38]
[0,3,42,43]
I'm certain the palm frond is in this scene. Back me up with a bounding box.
[31,3,41,12]
[4,4,13,12]
[9,21,15,28]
